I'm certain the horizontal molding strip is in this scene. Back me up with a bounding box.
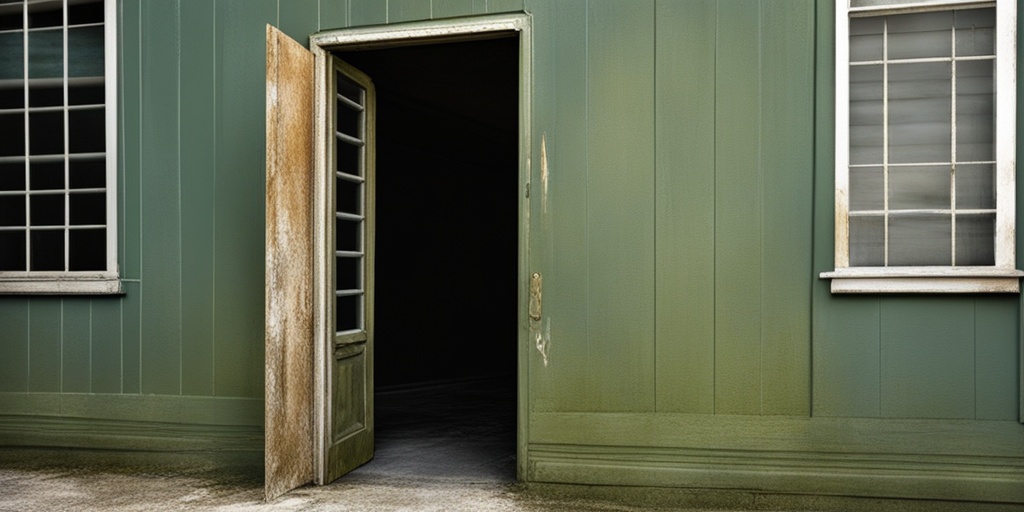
[0,392,263,426]
[530,412,1024,459]
[0,415,262,451]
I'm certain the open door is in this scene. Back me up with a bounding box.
[319,56,376,484]
[265,24,376,500]
[265,24,314,501]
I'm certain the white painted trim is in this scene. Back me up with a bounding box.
[309,13,533,485]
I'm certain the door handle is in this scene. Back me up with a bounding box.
[529,272,542,322]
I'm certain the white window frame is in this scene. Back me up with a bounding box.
[822,0,1023,293]
[0,0,119,294]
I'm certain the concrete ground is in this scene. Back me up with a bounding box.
[1,378,1021,511]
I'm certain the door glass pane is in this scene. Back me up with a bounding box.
[336,294,361,332]
[335,255,361,292]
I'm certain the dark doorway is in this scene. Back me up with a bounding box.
[337,35,519,482]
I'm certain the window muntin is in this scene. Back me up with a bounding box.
[0,0,118,294]
[824,0,1021,293]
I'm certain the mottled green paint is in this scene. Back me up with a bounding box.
[432,0,476,19]
[758,0,813,416]
[486,0,522,13]
[121,282,142,394]
[120,0,142,282]
[388,0,431,23]
[0,299,28,392]
[90,298,122,394]
[714,0,763,415]
[179,0,217,397]
[279,0,319,45]
[349,0,385,26]
[61,300,91,393]
[28,299,61,393]
[586,0,655,413]
[319,0,349,29]
[975,297,1019,421]
[527,0,589,414]
[654,0,716,415]
[214,0,277,398]
[139,0,181,395]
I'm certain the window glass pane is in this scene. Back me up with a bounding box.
[0,113,25,156]
[954,8,995,57]
[69,1,104,26]
[69,191,103,225]
[27,1,62,29]
[888,62,951,164]
[0,32,24,79]
[68,26,103,77]
[30,160,64,190]
[0,161,25,191]
[28,29,62,79]
[69,157,104,188]
[0,3,22,31]
[849,216,885,266]
[69,228,104,270]
[30,193,63,225]
[889,214,951,265]
[29,111,63,155]
[0,231,26,270]
[955,164,995,210]
[955,59,993,162]
[850,17,883,62]
[29,229,63,270]
[849,167,883,211]
[0,194,25,226]
[889,165,949,210]
[955,214,994,265]
[887,11,952,60]
[29,82,63,107]
[69,107,104,153]
[0,81,23,108]
[850,64,883,165]
[69,80,103,105]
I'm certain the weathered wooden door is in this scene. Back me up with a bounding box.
[265,24,375,500]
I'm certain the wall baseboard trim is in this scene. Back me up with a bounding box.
[0,414,263,451]
[527,443,1024,504]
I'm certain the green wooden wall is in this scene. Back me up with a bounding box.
[528,0,815,416]
[0,0,524,445]
[0,0,1022,501]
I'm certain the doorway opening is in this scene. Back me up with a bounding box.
[336,35,520,482]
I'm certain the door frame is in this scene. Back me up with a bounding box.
[308,13,533,485]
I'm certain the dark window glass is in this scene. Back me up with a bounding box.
[69,228,104,270]
[0,231,26,270]
[30,193,63,225]
[30,229,63,270]
[69,192,104,225]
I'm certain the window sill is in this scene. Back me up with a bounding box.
[0,275,124,295]
[819,267,1024,294]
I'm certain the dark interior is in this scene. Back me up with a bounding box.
[336,35,519,480]
[339,36,519,390]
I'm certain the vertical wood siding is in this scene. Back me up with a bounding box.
[0,0,526,421]
[531,0,815,416]
[0,0,1018,435]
